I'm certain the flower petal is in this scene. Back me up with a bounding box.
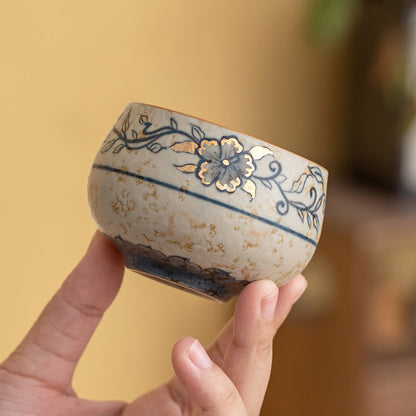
[198,161,222,185]
[220,136,244,159]
[231,153,255,178]
[242,153,255,177]
[198,140,221,161]
[215,168,241,192]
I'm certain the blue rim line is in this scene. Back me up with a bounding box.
[92,164,317,246]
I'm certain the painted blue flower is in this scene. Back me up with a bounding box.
[197,137,255,192]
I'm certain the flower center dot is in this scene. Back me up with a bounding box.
[222,159,230,166]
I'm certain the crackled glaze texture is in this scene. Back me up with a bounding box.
[88,103,328,301]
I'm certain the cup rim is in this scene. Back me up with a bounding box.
[128,101,328,174]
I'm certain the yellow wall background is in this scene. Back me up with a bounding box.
[0,0,343,402]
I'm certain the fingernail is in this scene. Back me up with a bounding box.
[187,339,212,370]
[292,279,308,304]
[261,288,278,320]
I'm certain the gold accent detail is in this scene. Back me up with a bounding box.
[153,230,166,238]
[243,240,258,251]
[143,187,157,201]
[243,154,255,177]
[222,159,230,166]
[216,176,241,192]
[149,203,159,212]
[209,224,217,237]
[171,141,198,153]
[165,239,182,249]
[188,219,207,229]
[249,145,273,160]
[220,137,243,153]
[110,194,136,217]
[142,233,154,243]
[176,164,197,173]
[198,139,219,156]
[184,242,195,252]
[217,243,225,255]
[243,179,256,200]
[198,161,212,185]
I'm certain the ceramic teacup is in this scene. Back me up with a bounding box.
[88,103,328,301]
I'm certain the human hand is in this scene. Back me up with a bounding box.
[0,231,307,416]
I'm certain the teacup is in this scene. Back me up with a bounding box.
[88,103,328,301]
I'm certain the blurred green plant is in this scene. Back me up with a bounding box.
[309,0,360,46]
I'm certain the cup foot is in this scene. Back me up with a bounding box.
[106,234,249,302]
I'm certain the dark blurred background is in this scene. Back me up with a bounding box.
[264,1,416,415]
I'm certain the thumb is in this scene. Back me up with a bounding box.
[172,337,247,416]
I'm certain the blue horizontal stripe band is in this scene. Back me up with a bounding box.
[92,164,317,246]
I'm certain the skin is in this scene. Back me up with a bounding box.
[0,231,307,416]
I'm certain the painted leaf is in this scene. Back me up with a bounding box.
[307,212,312,229]
[298,209,305,222]
[309,166,324,184]
[243,179,256,201]
[290,200,307,210]
[191,125,205,141]
[261,179,273,190]
[249,146,273,160]
[276,174,287,184]
[122,110,131,132]
[131,129,138,140]
[170,141,198,154]
[113,143,125,153]
[313,215,320,231]
[148,143,165,153]
[176,164,197,173]
[170,118,178,130]
[101,138,117,153]
[290,173,308,193]
[313,194,325,213]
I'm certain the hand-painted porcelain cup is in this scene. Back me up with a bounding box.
[88,103,328,301]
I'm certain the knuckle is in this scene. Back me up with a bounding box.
[202,387,240,411]
[208,342,225,367]
[255,339,273,362]
[59,290,103,319]
[230,334,273,362]
[230,336,252,354]
[219,387,240,409]
[166,380,193,415]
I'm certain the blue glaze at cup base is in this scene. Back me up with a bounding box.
[106,235,249,302]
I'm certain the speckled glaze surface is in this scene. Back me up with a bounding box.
[88,103,328,301]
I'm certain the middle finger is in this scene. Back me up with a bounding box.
[220,276,307,415]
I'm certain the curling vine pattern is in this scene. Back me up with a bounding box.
[101,109,326,233]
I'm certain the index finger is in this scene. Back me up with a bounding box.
[1,231,124,393]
